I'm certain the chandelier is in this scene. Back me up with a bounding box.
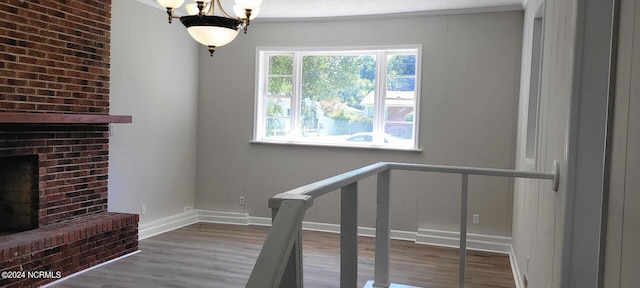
[156,0,262,56]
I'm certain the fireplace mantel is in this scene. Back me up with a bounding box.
[0,112,132,124]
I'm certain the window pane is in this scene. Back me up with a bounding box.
[385,53,416,145]
[300,55,375,143]
[256,47,420,149]
[387,77,415,91]
[385,91,414,121]
[265,98,291,137]
[385,123,413,140]
[265,117,290,137]
[269,55,293,75]
[266,98,290,117]
[300,98,320,137]
[268,77,292,96]
[387,54,416,76]
[386,106,414,122]
[384,88,415,142]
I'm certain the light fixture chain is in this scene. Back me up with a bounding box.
[215,0,233,18]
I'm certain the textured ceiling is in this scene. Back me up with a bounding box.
[137,0,525,19]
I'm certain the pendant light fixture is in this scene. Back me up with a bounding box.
[156,0,262,56]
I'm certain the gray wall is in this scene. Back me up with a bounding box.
[604,0,640,285]
[108,0,199,223]
[195,11,523,236]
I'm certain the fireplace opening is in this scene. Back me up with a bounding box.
[0,155,39,236]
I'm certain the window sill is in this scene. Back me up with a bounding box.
[250,139,423,152]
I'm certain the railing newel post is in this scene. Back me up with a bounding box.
[341,182,358,288]
[273,206,304,288]
[459,174,469,288]
[374,169,391,287]
[247,199,308,288]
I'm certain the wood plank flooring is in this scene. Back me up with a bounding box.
[51,223,515,288]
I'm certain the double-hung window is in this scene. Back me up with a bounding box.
[254,46,421,150]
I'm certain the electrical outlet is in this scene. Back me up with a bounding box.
[239,196,245,205]
[184,206,194,213]
[473,214,480,224]
[141,204,146,215]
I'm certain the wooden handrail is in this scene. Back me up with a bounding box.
[269,162,557,209]
[249,161,560,288]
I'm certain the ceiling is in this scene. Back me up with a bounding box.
[254,0,523,19]
[137,0,525,19]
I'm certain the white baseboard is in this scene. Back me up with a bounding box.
[198,210,250,225]
[139,211,198,240]
[139,210,512,254]
[416,228,512,254]
[296,220,417,242]
[249,216,272,226]
[510,245,524,288]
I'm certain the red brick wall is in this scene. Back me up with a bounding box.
[0,124,110,226]
[0,0,111,114]
[0,0,113,225]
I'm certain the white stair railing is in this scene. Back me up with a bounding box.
[247,161,559,288]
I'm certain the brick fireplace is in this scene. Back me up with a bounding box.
[0,0,138,287]
[0,155,39,235]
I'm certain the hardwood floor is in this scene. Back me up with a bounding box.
[51,223,515,288]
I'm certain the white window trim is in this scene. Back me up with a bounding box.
[252,45,423,151]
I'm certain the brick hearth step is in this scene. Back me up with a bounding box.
[0,212,138,288]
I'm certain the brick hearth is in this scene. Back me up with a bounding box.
[0,213,138,288]
[0,0,138,287]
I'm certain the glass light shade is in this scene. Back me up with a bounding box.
[157,0,185,8]
[233,5,260,20]
[185,3,200,15]
[234,0,262,10]
[186,26,239,47]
